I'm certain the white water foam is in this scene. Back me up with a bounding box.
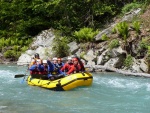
[0,69,18,86]
[0,70,14,78]
[0,106,7,109]
[94,75,150,91]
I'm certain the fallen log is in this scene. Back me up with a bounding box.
[85,65,150,78]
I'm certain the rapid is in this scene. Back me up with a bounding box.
[0,64,150,113]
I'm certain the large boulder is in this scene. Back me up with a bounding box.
[140,59,148,72]
[17,54,31,65]
[17,29,55,65]
[97,49,109,65]
[68,41,79,54]
[83,49,96,66]
[107,46,127,58]
[31,29,55,48]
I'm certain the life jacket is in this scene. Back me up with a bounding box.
[40,65,48,75]
[61,63,73,72]
[29,58,42,68]
[29,64,44,75]
[51,63,60,75]
[58,62,64,69]
[30,68,40,75]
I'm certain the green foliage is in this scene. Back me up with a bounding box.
[0,38,5,47]
[108,39,120,49]
[132,21,141,34]
[74,27,98,43]
[0,0,149,60]
[146,46,150,61]
[4,49,21,59]
[124,54,133,68]
[0,0,124,40]
[80,51,86,59]
[122,2,142,14]
[3,50,15,58]
[139,37,150,50]
[52,36,70,57]
[101,34,109,41]
[116,22,129,43]
[13,45,20,51]
[18,40,24,46]
[21,46,28,52]
[5,38,11,46]
[111,27,117,34]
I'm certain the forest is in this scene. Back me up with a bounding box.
[0,0,149,60]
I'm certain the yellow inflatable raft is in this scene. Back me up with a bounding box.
[27,72,93,91]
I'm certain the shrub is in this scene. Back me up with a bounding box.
[101,34,109,41]
[4,50,15,58]
[80,51,86,59]
[4,50,21,59]
[13,45,20,51]
[116,22,129,43]
[124,54,133,68]
[52,36,70,57]
[21,46,28,52]
[0,37,5,47]
[108,39,120,49]
[5,38,11,46]
[111,27,117,34]
[139,37,150,50]
[121,3,142,14]
[132,21,141,34]
[73,27,98,43]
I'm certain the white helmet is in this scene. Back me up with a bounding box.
[52,57,57,60]
[68,57,72,60]
[43,60,47,63]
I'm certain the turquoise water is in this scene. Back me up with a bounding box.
[0,64,150,113]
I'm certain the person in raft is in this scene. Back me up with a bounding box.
[29,58,55,77]
[57,58,64,69]
[61,57,85,76]
[29,59,44,75]
[72,57,85,73]
[46,58,64,80]
[60,57,74,75]
[29,53,42,68]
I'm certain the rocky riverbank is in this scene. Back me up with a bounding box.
[1,7,150,78]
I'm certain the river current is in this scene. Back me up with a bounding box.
[0,64,150,113]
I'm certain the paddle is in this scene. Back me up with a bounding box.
[14,74,27,78]
[14,64,29,84]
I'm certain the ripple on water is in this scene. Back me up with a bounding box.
[94,74,150,92]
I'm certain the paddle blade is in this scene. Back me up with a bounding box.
[14,74,26,78]
[20,77,26,84]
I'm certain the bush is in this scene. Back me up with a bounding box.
[132,21,141,34]
[21,46,28,52]
[116,22,129,43]
[101,34,109,41]
[124,54,133,68]
[122,3,142,14]
[4,50,15,58]
[108,39,120,49]
[73,27,98,43]
[139,37,150,50]
[111,27,117,34]
[4,50,21,59]
[52,36,70,57]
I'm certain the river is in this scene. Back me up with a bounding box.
[0,64,150,113]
